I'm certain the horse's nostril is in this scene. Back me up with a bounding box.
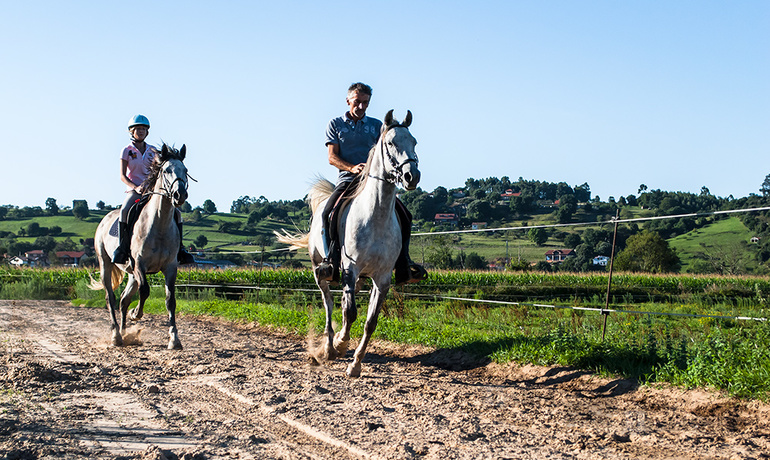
[404,172,412,183]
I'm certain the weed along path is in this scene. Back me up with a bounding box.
[1,300,768,459]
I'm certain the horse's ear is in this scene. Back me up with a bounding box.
[179,144,186,160]
[403,110,412,128]
[160,144,169,161]
[384,109,395,127]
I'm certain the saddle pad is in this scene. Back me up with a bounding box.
[108,218,120,238]
[108,194,151,239]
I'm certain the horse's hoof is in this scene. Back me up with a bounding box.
[168,340,183,350]
[346,362,362,378]
[128,308,143,321]
[112,333,123,347]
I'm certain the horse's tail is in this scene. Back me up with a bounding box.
[308,176,334,214]
[274,229,309,250]
[274,176,333,250]
[87,267,125,291]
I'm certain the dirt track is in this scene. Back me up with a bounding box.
[1,300,769,459]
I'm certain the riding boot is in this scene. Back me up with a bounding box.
[176,221,196,265]
[112,222,130,264]
[315,239,339,282]
[394,238,428,285]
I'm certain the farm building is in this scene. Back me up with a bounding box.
[545,249,575,263]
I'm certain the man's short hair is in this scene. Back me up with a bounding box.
[347,82,372,97]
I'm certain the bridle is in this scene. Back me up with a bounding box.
[149,159,196,201]
[368,125,419,185]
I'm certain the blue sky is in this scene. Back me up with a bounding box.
[2,1,768,210]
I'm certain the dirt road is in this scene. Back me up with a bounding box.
[1,300,768,459]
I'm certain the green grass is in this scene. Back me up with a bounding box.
[0,211,109,243]
[669,217,757,272]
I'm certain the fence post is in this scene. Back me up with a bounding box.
[602,209,620,341]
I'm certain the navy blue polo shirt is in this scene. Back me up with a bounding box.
[325,113,383,182]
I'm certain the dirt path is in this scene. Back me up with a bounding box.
[1,300,768,459]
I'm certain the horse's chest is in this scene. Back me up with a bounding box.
[342,218,400,253]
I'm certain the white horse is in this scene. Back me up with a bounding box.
[278,110,421,377]
[90,144,189,349]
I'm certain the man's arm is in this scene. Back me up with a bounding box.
[328,143,365,175]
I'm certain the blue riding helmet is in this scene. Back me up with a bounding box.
[128,114,150,130]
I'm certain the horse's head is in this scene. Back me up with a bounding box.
[381,110,420,190]
[156,144,189,207]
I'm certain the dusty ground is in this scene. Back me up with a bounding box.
[0,300,768,460]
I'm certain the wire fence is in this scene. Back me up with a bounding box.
[171,204,770,327]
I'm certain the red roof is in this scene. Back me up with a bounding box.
[56,251,85,258]
[545,249,575,256]
[434,213,457,220]
[500,189,521,197]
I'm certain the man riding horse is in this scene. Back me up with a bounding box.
[316,82,427,285]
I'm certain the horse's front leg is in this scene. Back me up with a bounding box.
[163,266,182,350]
[334,267,359,358]
[347,276,389,378]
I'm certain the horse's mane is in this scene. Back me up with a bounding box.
[140,144,184,191]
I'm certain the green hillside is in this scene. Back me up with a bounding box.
[668,216,758,274]
[1,207,763,274]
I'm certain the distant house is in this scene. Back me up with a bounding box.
[9,256,28,267]
[434,213,459,226]
[24,250,49,267]
[56,251,86,267]
[471,222,487,230]
[545,249,575,263]
[751,236,760,244]
[592,255,610,266]
[500,189,521,201]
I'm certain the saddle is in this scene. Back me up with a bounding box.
[108,194,152,239]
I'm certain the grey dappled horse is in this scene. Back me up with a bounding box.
[91,144,190,349]
[278,110,420,377]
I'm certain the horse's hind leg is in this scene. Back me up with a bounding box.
[347,278,388,378]
[163,266,182,350]
[100,261,122,346]
[121,275,139,327]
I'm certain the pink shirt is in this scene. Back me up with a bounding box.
[121,144,156,188]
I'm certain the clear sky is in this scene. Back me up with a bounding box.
[2,1,768,211]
